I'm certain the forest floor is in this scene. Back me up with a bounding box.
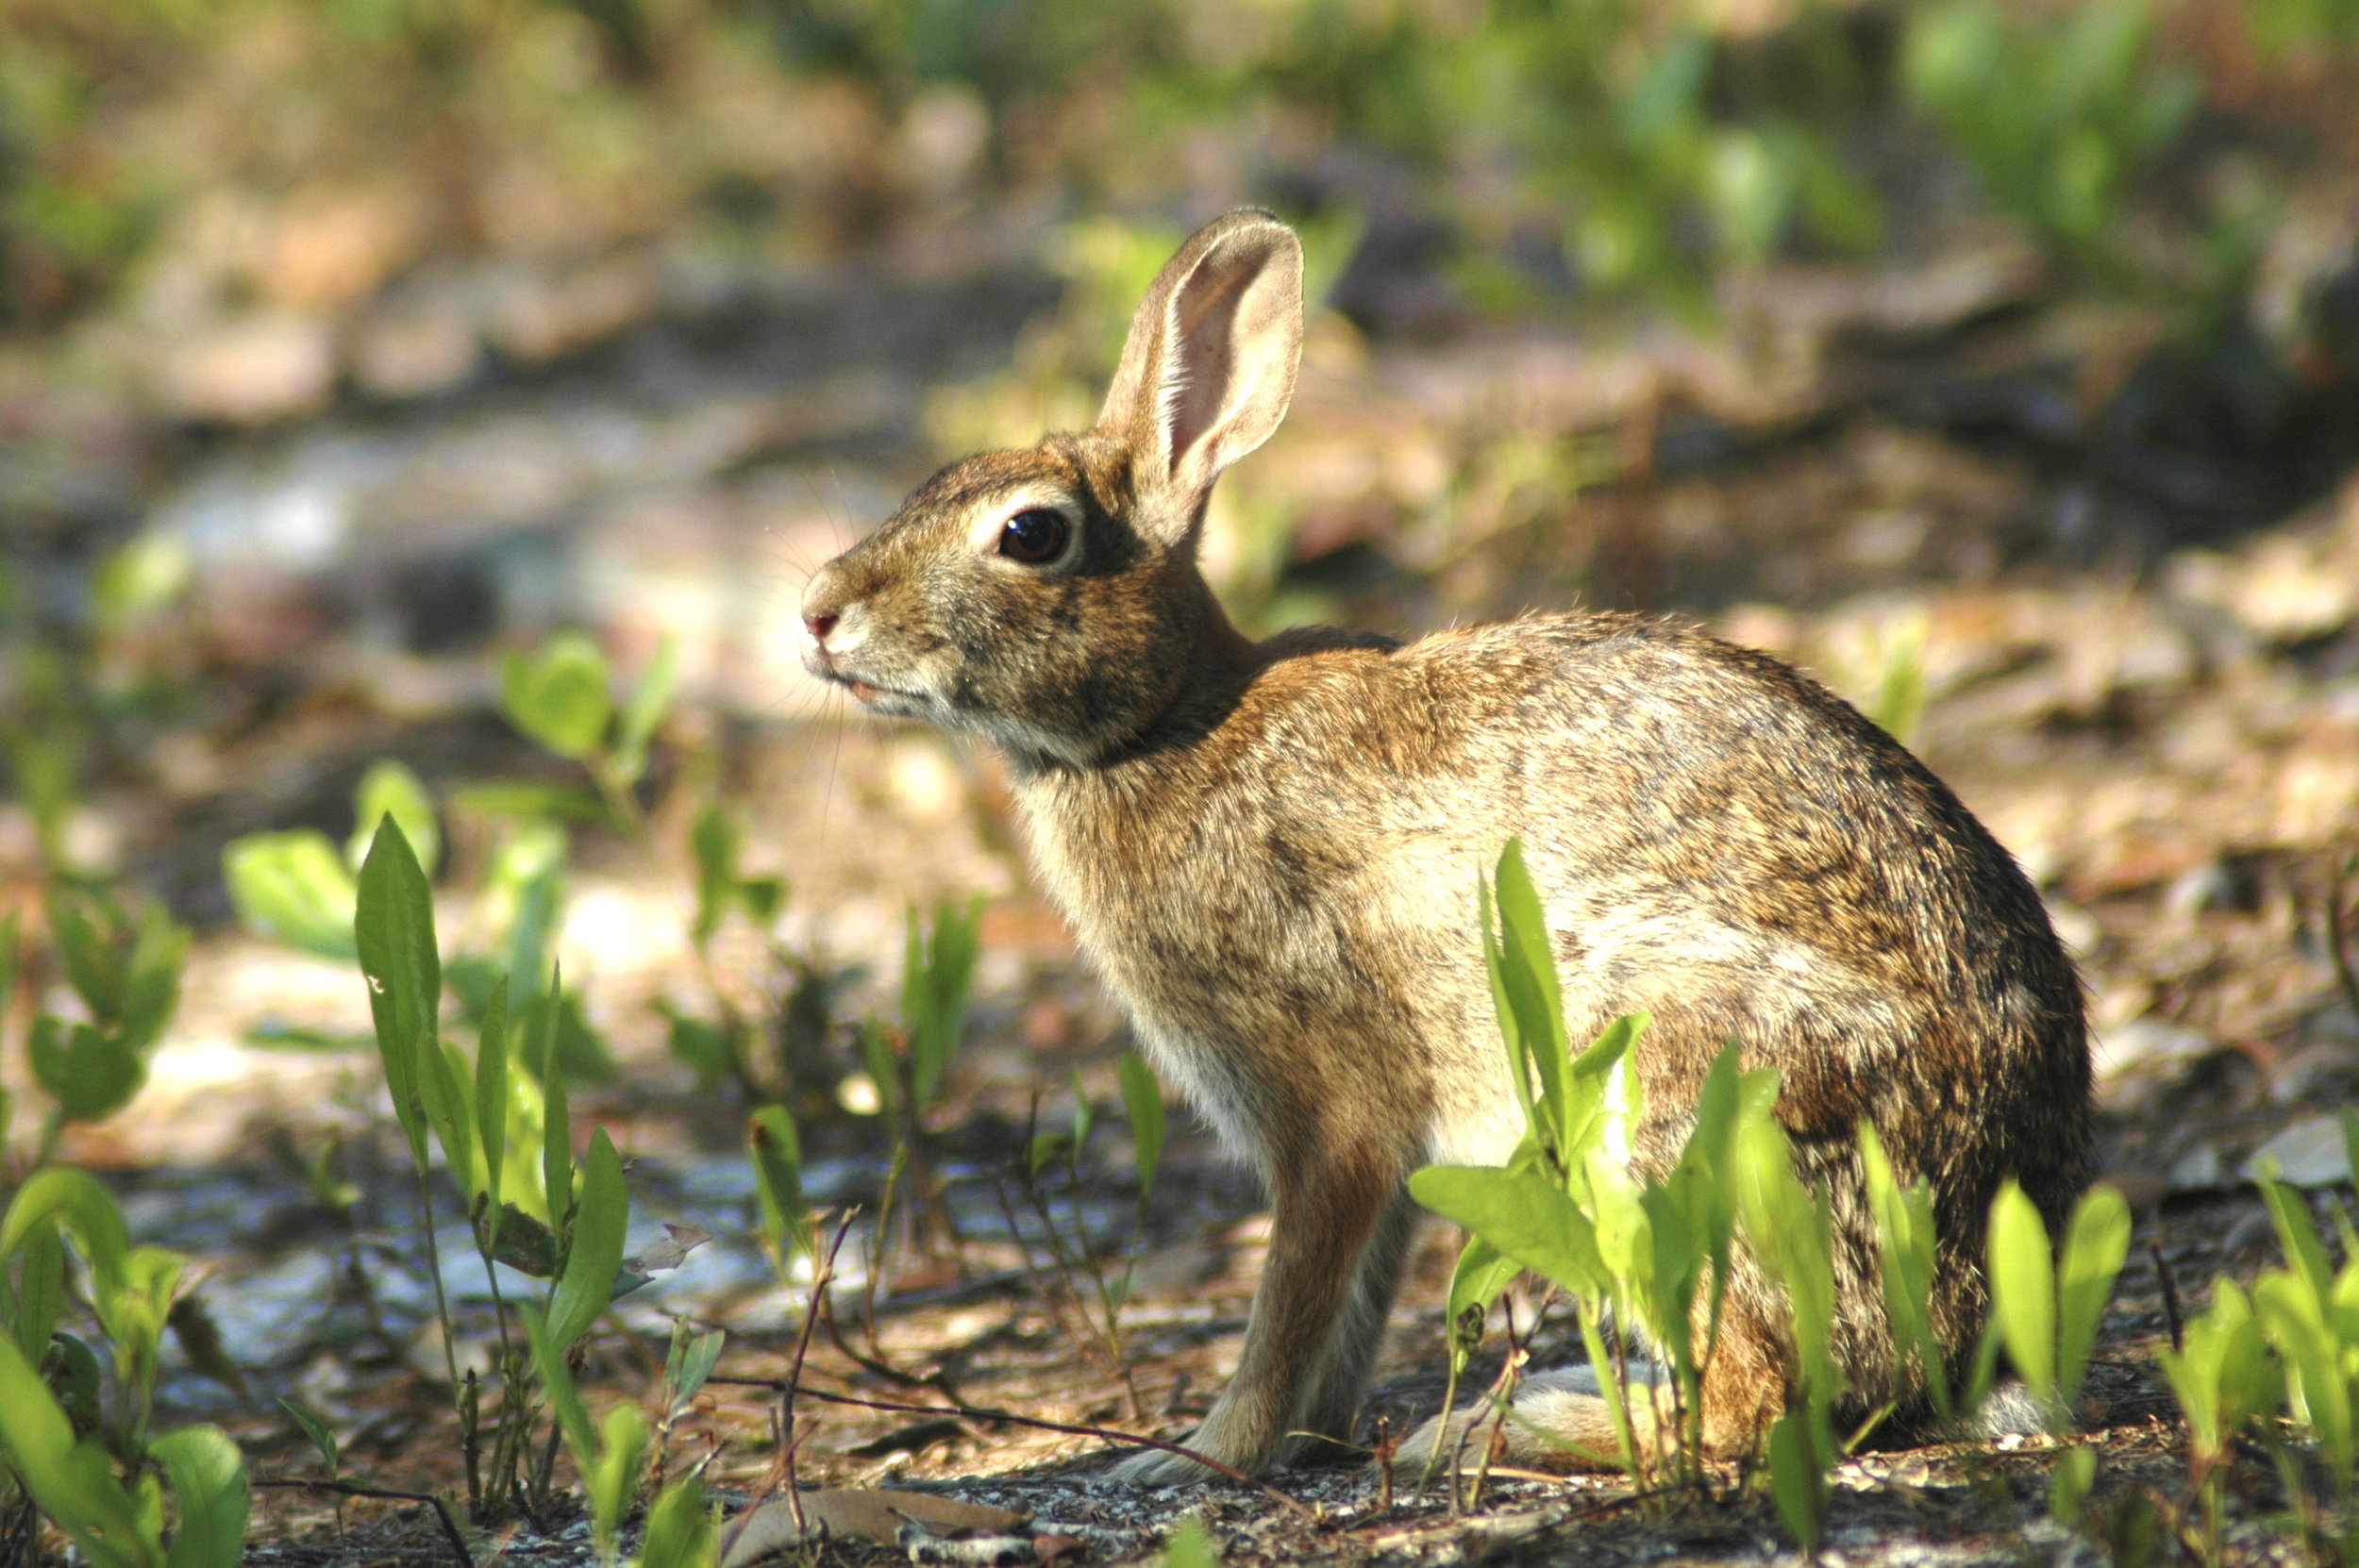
[11,218,2359,1565]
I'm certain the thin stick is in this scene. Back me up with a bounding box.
[780,1209,857,1531]
[2326,847,2359,1026]
[705,1377,1317,1521]
[2150,1239,2185,1355]
[255,1477,474,1568]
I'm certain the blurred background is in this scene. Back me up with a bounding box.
[2,0,2359,1494]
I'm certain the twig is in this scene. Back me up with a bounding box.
[816,1288,962,1400]
[780,1209,858,1531]
[704,1376,1317,1521]
[255,1477,474,1568]
[2150,1239,2184,1355]
[2326,847,2359,1026]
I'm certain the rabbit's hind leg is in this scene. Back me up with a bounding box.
[1277,1187,1420,1464]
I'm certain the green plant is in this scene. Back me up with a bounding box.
[1002,1056,1168,1419]
[1409,840,1768,1503]
[13,889,189,1160]
[353,811,640,1522]
[1903,0,2200,277]
[0,1172,247,1568]
[2162,1277,2277,1565]
[1982,1177,2132,1528]
[1729,1100,1842,1552]
[855,896,983,1253]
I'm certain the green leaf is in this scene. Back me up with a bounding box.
[346,760,440,876]
[4,1164,131,1298]
[13,1217,65,1364]
[546,1127,627,1354]
[152,1425,248,1568]
[532,973,575,1226]
[2054,1184,2130,1416]
[638,1476,712,1568]
[903,896,982,1108]
[1986,1179,2058,1414]
[1488,841,1570,1144]
[448,782,609,823]
[1766,1410,1824,1551]
[483,1204,560,1277]
[586,1403,647,1566]
[1860,1120,1949,1419]
[224,831,359,962]
[416,1034,478,1199]
[0,909,20,1042]
[0,1333,159,1568]
[476,978,511,1245]
[1159,1515,1218,1568]
[49,890,123,1022]
[611,635,678,787]
[748,1106,811,1268]
[1409,1164,1603,1295]
[689,806,739,947]
[277,1398,340,1477]
[502,633,612,759]
[523,1304,595,1470]
[119,905,189,1053]
[664,1325,727,1420]
[1444,1235,1520,1370]
[1117,1052,1166,1198]
[660,1002,737,1087]
[31,1015,147,1123]
[2047,1443,2096,1529]
[356,815,442,1168]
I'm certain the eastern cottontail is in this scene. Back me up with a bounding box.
[799,210,2091,1484]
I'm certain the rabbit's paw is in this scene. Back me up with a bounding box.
[1108,1443,1233,1487]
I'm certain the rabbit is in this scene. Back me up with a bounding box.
[797,209,2092,1485]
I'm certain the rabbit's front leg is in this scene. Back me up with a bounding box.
[1112,1133,1407,1483]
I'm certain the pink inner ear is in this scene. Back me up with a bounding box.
[1163,266,1255,477]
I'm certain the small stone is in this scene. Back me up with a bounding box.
[2243,1115,2354,1187]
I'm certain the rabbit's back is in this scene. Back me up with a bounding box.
[1019,609,2087,1209]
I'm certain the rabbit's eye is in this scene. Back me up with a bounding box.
[998,509,1070,565]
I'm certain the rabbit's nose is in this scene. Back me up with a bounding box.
[804,611,839,645]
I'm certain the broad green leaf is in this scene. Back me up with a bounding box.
[611,635,678,787]
[448,782,607,822]
[4,1165,131,1297]
[416,1034,478,1199]
[639,1476,712,1568]
[476,977,511,1244]
[357,815,441,1168]
[502,633,611,760]
[0,1332,159,1568]
[587,1403,647,1565]
[2054,1184,2130,1414]
[546,1127,627,1354]
[664,1325,727,1419]
[689,806,738,947]
[153,1425,249,1568]
[1986,1180,2058,1412]
[118,905,188,1052]
[1860,1120,1949,1418]
[48,890,122,1023]
[1118,1051,1166,1197]
[748,1106,811,1267]
[2047,1443,2095,1529]
[2259,1173,2334,1307]
[32,1015,147,1123]
[1160,1515,1218,1568]
[13,1218,66,1364]
[904,897,982,1107]
[346,760,440,876]
[1445,1235,1520,1359]
[524,1303,595,1467]
[1409,1164,1602,1295]
[1766,1410,1823,1551]
[0,909,19,1038]
[1489,841,1570,1145]
[223,831,358,962]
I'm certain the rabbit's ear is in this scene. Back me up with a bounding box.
[1096,209,1303,527]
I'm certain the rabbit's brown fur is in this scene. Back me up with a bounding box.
[800,210,2091,1483]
